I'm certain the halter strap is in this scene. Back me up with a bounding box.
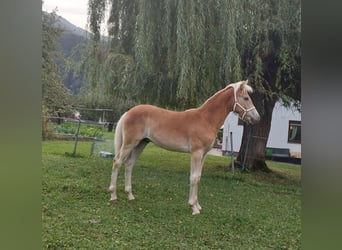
[232,86,256,121]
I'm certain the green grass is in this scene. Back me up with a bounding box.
[42,139,301,249]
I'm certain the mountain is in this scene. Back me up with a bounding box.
[55,15,90,38]
[45,12,108,94]
[56,15,89,58]
[49,13,91,94]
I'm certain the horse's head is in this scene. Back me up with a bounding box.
[232,80,260,125]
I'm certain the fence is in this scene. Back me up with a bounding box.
[44,115,115,157]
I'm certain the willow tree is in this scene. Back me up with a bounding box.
[75,0,115,103]
[87,0,301,171]
[235,0,301,171]
[87,0,242,108]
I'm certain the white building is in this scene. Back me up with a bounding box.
[222,101,301,158]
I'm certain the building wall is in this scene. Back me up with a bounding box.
[267,102,301,156]
[221,114,243,153]
[222,102,301,157]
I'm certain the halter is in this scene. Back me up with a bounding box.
[232,86,256,121]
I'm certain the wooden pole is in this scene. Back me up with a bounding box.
[230,132,234,174]
[72,119,81,157]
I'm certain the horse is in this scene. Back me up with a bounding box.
[109,80,260,215]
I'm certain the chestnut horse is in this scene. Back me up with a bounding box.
[109,80,260,215]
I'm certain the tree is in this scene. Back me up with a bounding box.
[42,10,72,138]
[65,0,138,123]
[42,11,72,113]
[87,0,238,108]
[86,0,301,171]
[235,0,301,171]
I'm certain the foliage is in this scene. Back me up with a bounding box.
[68,36,137,121]
[82,0,301,171]
[42,10,73,117]
[233,0,301,171]
[43,141,301,249]
[87,0,108,42]
[42,105,53,140]
[53,121,104,138]
[86,0,300,110]
[57,24,88,95]
[42,10,75,139]
[237,0,301,108]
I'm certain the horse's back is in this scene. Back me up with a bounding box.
[127,104,179,115]
[128,104,203,126]
[121,104,214,152]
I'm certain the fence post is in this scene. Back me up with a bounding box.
[230,132,234,174]
[72,119,81,157]
[90,140,95,156]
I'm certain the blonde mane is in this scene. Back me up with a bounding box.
[200,80,252,108]
[226,80,253,94]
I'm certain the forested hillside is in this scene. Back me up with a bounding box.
[48,12,89,94]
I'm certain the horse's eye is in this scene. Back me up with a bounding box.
[243,97,249,101]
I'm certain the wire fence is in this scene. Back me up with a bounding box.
[43,115,115,158]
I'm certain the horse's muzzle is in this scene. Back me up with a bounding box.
[244,110,261,125]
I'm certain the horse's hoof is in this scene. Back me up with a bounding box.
[191,205,201,215]
[109,199,117,204]
[192,210,200,215]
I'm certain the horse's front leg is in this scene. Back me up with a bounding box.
[188,151,205,215]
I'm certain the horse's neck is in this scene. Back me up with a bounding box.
[198,87,234,132]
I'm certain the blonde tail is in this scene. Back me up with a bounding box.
[114,113,126,159]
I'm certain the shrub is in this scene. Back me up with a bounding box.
[54,121,104,138]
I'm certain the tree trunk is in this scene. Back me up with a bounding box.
[236,92,276,172]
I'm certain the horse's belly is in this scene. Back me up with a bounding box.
[148,135,190,153]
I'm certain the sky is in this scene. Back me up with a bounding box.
[42,0,90,31]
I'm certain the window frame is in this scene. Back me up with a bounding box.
[288,120,301,144]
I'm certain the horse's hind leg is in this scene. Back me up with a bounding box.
[109,148,122,202]
[124,140,149,200]
[109,153,122,202]
[109,145,134,202]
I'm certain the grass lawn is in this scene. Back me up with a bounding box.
[42,138,301,249]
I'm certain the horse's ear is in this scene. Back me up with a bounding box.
[239,80,248,91]
[242,79,253,93]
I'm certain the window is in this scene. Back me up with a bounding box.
[288,120,301,144]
